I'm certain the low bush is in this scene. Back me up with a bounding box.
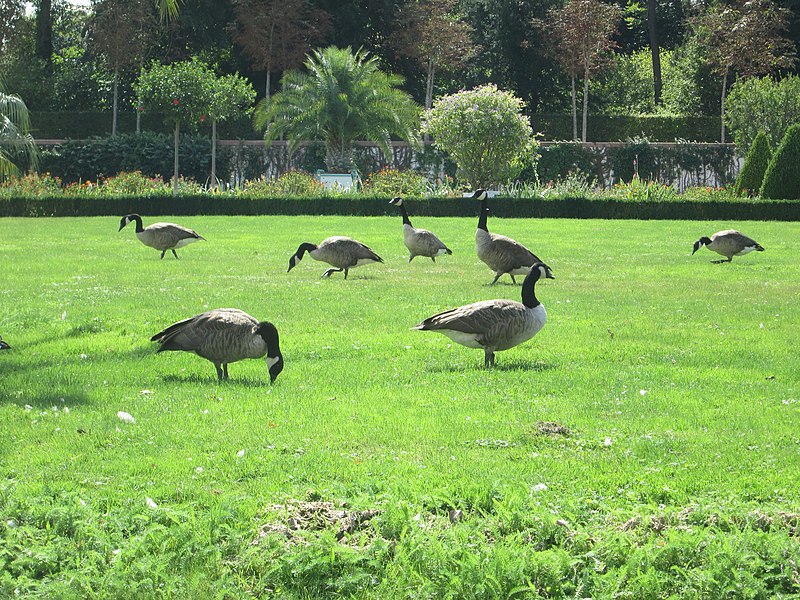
[734,132,772,197]
[361,168,429,197]
[0,173,64,197]
[760,123,800,200]
[239,171,324,197]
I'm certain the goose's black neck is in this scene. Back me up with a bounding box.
[258,322,281,355]
[128,214,144,233]
[398,203,413,227]
[477,199,489,232]
[296,242,318,259]
[521,270,540,308]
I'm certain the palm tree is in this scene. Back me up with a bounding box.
[254,46,420,172]
[154,0,181,21]
[0,82,38,182]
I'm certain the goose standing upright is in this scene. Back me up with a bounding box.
[287,236,383,279]
[150,308,283,382]
[119,214,205,259]
[0,336,9,350]
[414,263,555,367]
[389,197,452,262]
[692,230,764,263]
[472,190,546,284]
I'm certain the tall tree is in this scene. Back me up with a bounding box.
[230,0,331,100]
[388,0,475,114]
[0,0,24,55]
[90,0,156,135]
[255,46,419,172]
[536,0,621,141]
[34,0,53,65]
[647,0,662,106]
[154,0,180,21]
[694,0,796,142]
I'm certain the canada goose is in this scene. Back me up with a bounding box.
[389,197,452,262]
[472,189,546,284]
[287,236,384,279]
[118,214,205,259]
[150,308,283,382]
[692,230,765,263]
[414,262,554,367]
[0,336,9,350]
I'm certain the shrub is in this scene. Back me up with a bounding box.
[101,171,170,195]
[725,75,800,153]
[422,84,538,188]
[760,123,800,200]
[240,170,324,197]
[0,173,63,197]
[734,132,772,197]
[361,168,429,197]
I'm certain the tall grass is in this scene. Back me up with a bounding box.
[1,216,799,598]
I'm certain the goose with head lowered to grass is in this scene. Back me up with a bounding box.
[692,229,764,263]
[150,308,283,382]
[472,189,547,284]
[414,262,555,367]
[118,213,205,259]
[389,197,452,262]
[287,236,384,279]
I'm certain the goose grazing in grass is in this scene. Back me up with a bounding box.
[472,189,546,284]
[692,230,764,263]
[150,308,283,382]
[0,336,9,350]
[118,213,205,259]
[389,197,452,262]
[414,262,554,367]
[287,236,384,279]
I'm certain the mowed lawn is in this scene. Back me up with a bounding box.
[1,214,799,598]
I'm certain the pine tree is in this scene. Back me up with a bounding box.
[734,131,771,196]
[760,124,800,199]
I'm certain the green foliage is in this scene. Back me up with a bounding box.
[760,123,800,200]
[255,46,420,172]
[361,168,429,197]
[134,59,216,127]
[725,75,800,153]
[0,172,62,196]
[206,72,256,124]
[734,132,772,196]
[0,83,39,181]
[240,170,324,197]
[39,132,217,184]
[423,84,537,188]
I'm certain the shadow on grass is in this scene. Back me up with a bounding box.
[0,387,92,409]
[427,358,555,373]
[159,373,272,387]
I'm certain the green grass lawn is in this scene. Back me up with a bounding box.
[1,215,799,598]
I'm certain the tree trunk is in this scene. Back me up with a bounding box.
[720,67,728,143]
[112,67,119,136]
[265,69,271,101]
[582,63,590,143]
[424,59,436,143]
[571,74,578,142]
[647,0,662,106]
[211,117,218,190]
[173,120,180,195]
[35,0,53,66]
[325,141,353,173]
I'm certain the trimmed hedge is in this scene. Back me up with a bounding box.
[31,111,723,143]
[2,194,798,220]
[734,132,772,197]
[761,124,800,200]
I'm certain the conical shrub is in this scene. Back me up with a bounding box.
[734,132,771,196]
[761,124,800,200]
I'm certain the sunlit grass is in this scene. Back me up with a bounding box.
[1,215,799,597]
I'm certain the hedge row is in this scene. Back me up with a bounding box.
[30,111,724,143]
[2,195,797,220]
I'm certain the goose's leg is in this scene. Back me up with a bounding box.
[160,250,167,259]
[214,363,224,379]
[321,268,343,278]
[172,249,179,259]
[484,349,495,368]
[490,273,502,285]
[223,364,229,379]
[430,256,435,263]
[510,274,518,284]
[344,268,349,279]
